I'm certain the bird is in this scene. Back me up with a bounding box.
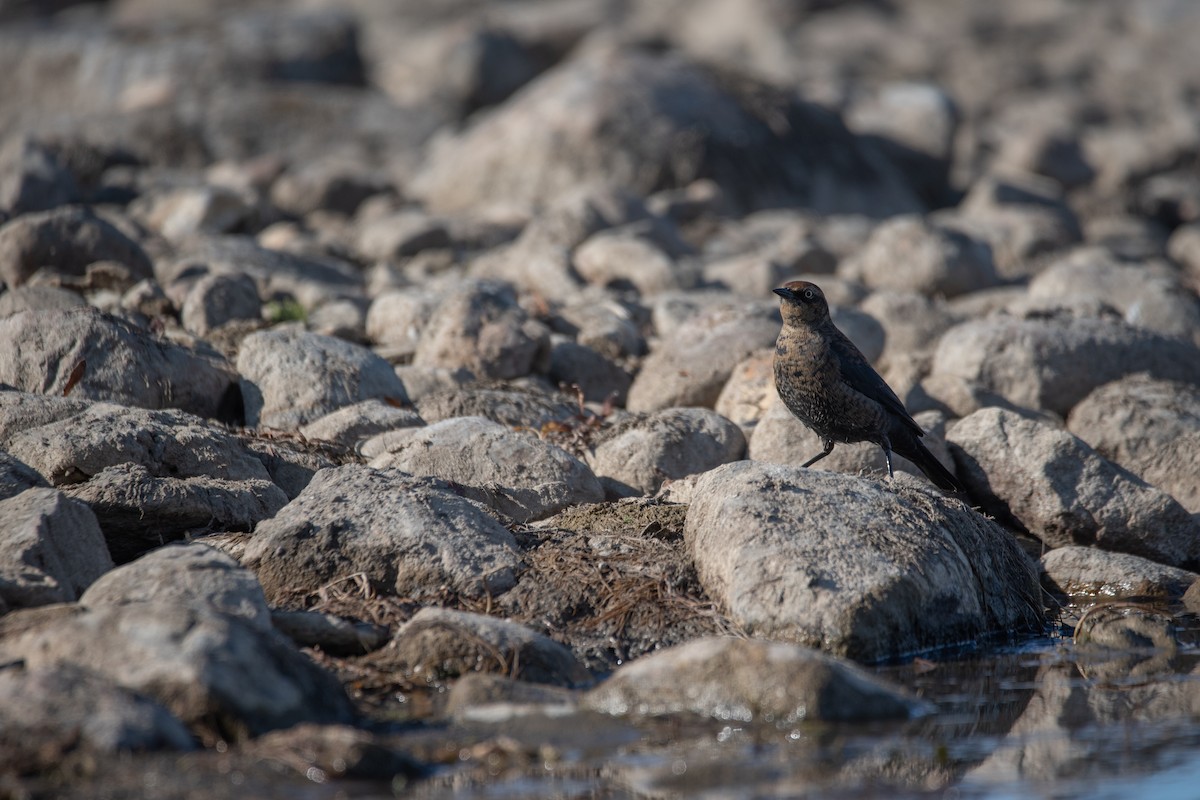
[772,280,962,492]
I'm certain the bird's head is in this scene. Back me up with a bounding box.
[773,281,830,327]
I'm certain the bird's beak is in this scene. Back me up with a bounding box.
[772,287,793,300]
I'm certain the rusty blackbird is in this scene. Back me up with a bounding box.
[772,280,961,492]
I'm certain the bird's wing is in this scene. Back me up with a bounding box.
[829,329,924,436]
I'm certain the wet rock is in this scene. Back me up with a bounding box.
[627,303,780,412]
[363,416,603,522]
[714,349,774,431]
[270,609,389,656]
[546,335,632,404]
[1041,546,1198,601]
[384,607,590,687]
[413,280,548,380]
[81,543,271,630]
[0,664,194,773]
[180,272,262,337]
[585,637,925,723]
[241,465,521,602]
[0,487,111,610]
[0,450,47,501]
[414,386,576,429]
[1025,249,1200,345]
[586,408,746,497]
[0,602,356,740]
[947,408,1200,568]
[0,308,238,420]
[1067,375,1200,513]
[444,673,577,722]
[365,288,440,359]
[930,314,1200,417]
[842,216,998,298]
[0,135,81,216]
[0,284,86,317]
[298,398,424,447]
[750,398,958,490]
[237,326,409,429]
[247,724,424,783]
[0,206,153,288]
[412,45,922,217]
[684,461,1043,661]
[1074,604,1178,654]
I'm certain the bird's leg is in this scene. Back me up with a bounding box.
[802,439,835,468]
[879,435,895,479]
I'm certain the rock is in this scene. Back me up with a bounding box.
[133,184,258,243]
[1083,214,1169,261]
[627,303,780,412]
[363,416,603,522]
[412,45,922,217]
[1074,604,1178,654]
[1026,249,1200,345]
[70,463,289,563]
[444,673,577,722]
[298,398,424,447]
[714,349,774,431]
[0,664,194,773]
[545,336,632,404]
[0,450,47,501]
[270,609,389,656]
[0,284,86,317]
[412,280,548,380]
[750,397,958,489]
[994,129,1096,190]
[246,724,424,783]
[1168,221,1200,289]
[842,216,999,298]
[1041,546,1198,600]
[930,314,1200,417]
[240,439,332,500]
[584,637,925,723]
[572,221,692,295]
[180,272,262,336]
[859,290,961,364]
[81,543,272,630]
[947,408,1200,568]
[684,461,1043,661]
[383,607,590,687]
[306,297,368,342]
[0,135,81,216]
[414,386,577,429]
[586,408,746,497]
[356,208,451,261]
[0,602,356,740]
[364,288,440,359]
[270,157,390,217]
[553,297,645,360]
[237,326,409,429]
[0,206,153,288]
[1067,375,1200,513]
[241,465,521,602]
[0,308,239,420]
[0,487,112,610]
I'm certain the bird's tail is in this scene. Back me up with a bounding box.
[893,430,962,492]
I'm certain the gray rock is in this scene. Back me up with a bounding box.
[415,386,577,429]
[1167,221,1200,288]
[444,673,577,722]
[356,208,450,261]
[947,408,1200,568]
[81,543,271,630]
[1067,376,1200,513]
[0,135,80,216]
[133,184,258,243]
[270,609,389,656]
[546,336,632,405]
[714,349,775,431]
[0,206,153,288]
[843,216,999,298]
[180,272,262,337]
[0,487,112,610]
[0,284,86,317]
[1026,248,1200,345]
[364,416,603,522]
[1074,604,1178,654]
[298,398,424,447]
[0,308,238,420]
[587,408,746,497]
[0,602,355,740]
[412,280,548,380]
[572,221,692,295]
[411,45,922,217]
[0,450,47,501]
[684,461,1043,661]
[994,129,1096,190]
[553,297,645,360]
[750,397,958,490]
[240,439,332,500]
[627,303,780,412]
[930,314,1200,417]
[237,326,409,429]
[384,607,590,687]
[1041,546,1198,600]
[306,297,368,342]
[270,158,389,217]
[584,637,926,723]
[0,664,194,771]
[245,723,423,782]
[859,290,961,364]
[241,465,521,602]
[364,288,440,359]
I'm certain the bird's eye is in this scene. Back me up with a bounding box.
[803,289,815,301]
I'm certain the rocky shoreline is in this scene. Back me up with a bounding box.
[2,0,1200,796]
